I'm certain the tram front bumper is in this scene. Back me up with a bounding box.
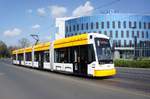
[93,68,116,77]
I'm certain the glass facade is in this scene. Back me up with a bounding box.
[65,14,150,58]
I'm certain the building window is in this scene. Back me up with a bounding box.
[134,21,136,28]
[137,31,139,38]
[69,26,71,32]
[77,24,79,31]
[124,40,126,47]
[110,31,112,37]
[129,40,132,47]
[144,22,146,29]
[81,24,84,30]
[121,31,124,38]
[66,26,68,33]
[146,31,148,38]
[91,22,93,29]
[112,21,115,28]
[96,22,99,29]
[140,41,142,47]
[73,25,75,31]
[118,40,121,47]
[118,21,121,28]
[104,31,107,35]
[101,22,104,29]
[107,21,109,28]
[123,21,126,28]
[142,31,144,38]
[99,31,101,34]
[139,22,141,29]
[115,40,118,47]
[86,23,88,30]
[126,31,129,38]
[115,31,118,38]
[129,21,132,28]
[132,31,134,38]
[113,40,117,47]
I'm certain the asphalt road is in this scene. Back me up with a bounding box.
[0,59,150,99]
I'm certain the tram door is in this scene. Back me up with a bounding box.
[79,45,87,75]
[18,54,23,65]
[18,54,21,65]
[73,46,87,75]
[38,51,44,69]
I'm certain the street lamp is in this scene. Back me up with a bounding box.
[134,36,137,60]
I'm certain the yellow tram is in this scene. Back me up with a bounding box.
[12,33,116,77]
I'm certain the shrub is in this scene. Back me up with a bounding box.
[114,59,150,68]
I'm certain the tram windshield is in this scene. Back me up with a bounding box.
[95,38,113,63]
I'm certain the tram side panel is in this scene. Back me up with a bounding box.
[53,47,74,73]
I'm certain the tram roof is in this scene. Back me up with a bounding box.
[54,33,88,48]
[12,42,51,54]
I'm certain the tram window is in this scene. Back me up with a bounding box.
[44,51,50,62]
[18,54,23,60]
[26,52,31,61]
[34,52,39,61]
[55,48,68,63]
[18,54,20,60]
[54,45,95,64]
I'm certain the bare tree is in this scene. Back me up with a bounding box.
[18,38,30,48]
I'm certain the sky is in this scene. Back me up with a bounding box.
[0,0,150,46]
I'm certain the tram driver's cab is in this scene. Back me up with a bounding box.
[87,34,116,77]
